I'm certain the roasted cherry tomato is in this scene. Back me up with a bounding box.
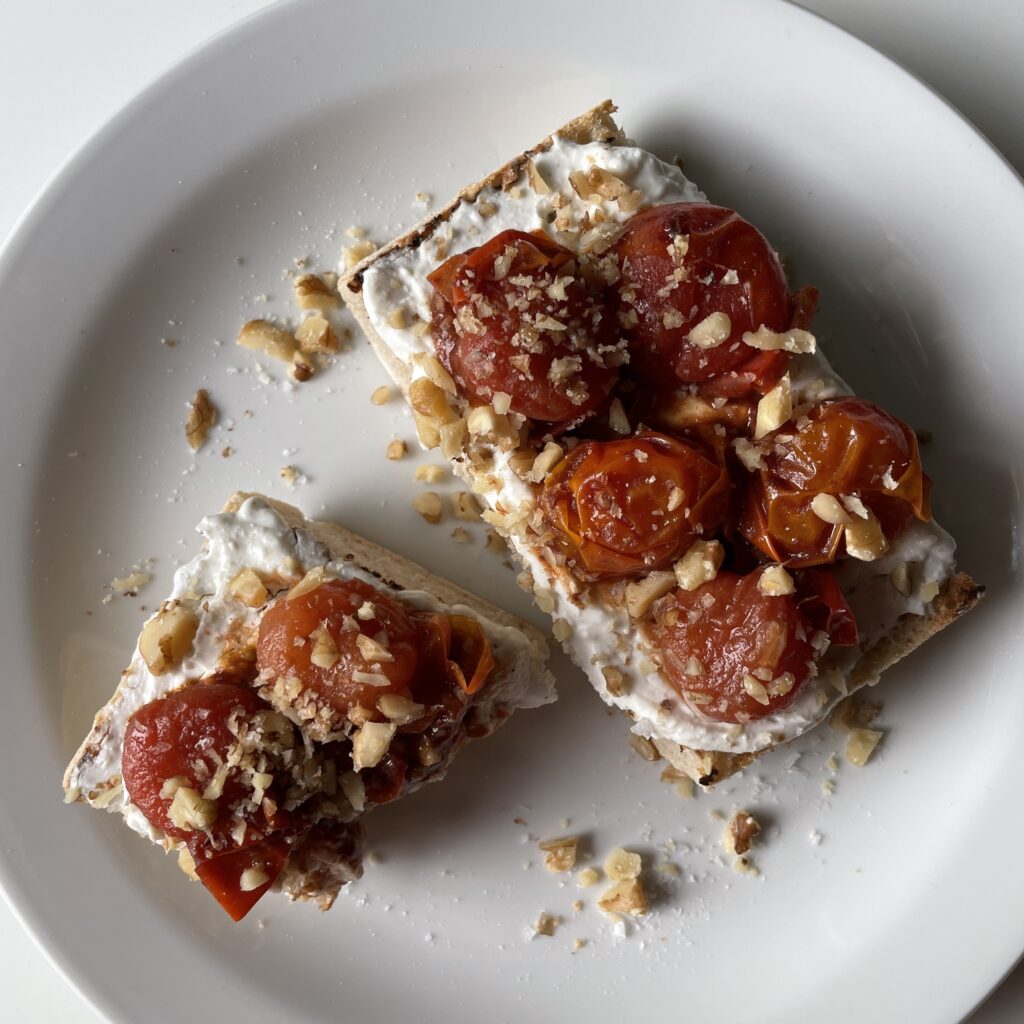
[194,836,290,922]
[427,229,621,422]
[651,568,856,723]
[538,431,730,578]
[122,682,290,846]
[739,397,931,566]
[258,577,422,717]
[613,203,796,396]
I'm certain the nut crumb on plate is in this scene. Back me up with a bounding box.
[413,492,443,524]
[386,439,407,460]
[538,835,579,873]
[184,389,217,451]
[722,810,761,856]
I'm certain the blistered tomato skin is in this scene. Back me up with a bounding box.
[651,569,856,723]
[538,431,730,578]
[122,682,276,843]
[613,203,793,395]
[257,577,421,716]
[740,397,931,566]
[428,229,621,423]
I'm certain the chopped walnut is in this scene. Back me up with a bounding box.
[286,565,329,602]
[598,878,647,916]
[673,539,724,591]
[415,464,446,484]
[228,567,269,608]
[167,785,216,832]
[811,493,853,526]
[386,439,407,461]
[295,315,339,354]
[450,527,471,544]
[538,835,579,873]
[529,441,565,483]
[757,564,795,597]
[343,238,376,270]
[742,325,815,353]
[237,319,296,362]
[688,312,732,349]
[451,491,481,520]
[722,810,761,856]
[577,867,600,888]
[844,509,889,561]
[279,465,305,489]
[370,385,392,405]
[601,665,626,697]
[378,693,425,724]
[352,721,397,771]
[293,273,340,311]
[604,848,642,882]
[139,601,198,675]
[754,374,792,440]
[846,727,884,767]
[184,389,217,451]
[625,571,676,618]
[413,491,443,524]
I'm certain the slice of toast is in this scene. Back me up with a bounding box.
[64,492,554,913]
[340,102,981,785]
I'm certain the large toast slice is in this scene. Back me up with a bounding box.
[340,101,980,785]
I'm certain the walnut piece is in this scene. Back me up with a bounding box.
[139,601,198,675]
[295,315,339,354]
[386,439,407,461]
[228,567,269,608]
[846,727,884,767]
[722,810,761,856]
[604,847,642,882]
[538,835,579,873]
[237,319,296,362]
[293,273,340,311]
[625,571,676,618]
[598,878,647,916]
[413,491,443,524]
[184,389,217,451]
[673,539,724,591]
[352,721,397,771]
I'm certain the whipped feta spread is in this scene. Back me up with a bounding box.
[357,138,958,755]
[67,497,553,843]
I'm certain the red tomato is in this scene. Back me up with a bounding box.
[538,431,730,578]
[651,568,856,723]
[257,578,421,717]
[122,682,285,846]
[613,203,794,396]
[427,229,621,422]
[739,397,931,566]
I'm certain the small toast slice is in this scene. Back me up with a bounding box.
[64,493,554,917]
[340,101,980,785]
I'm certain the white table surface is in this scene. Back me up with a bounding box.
[1,1,1020,1020]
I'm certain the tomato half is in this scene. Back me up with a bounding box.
[428,229,621,422]
[739,397,931,566]
[539,431,730,578]
[613,203,795,396]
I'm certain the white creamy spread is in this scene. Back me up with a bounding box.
[357,138,958,755]
[68,497,553,842]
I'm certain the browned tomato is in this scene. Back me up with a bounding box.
[257,577,422,716]
[651,568,856,723]
[613,203,797,396]
[538,431,730,578]
[740,397,931,566]
[427,229,621,422]
[122,682,298,920]
[122,682,287,845]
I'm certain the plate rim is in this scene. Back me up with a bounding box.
[0,1,1021,1022]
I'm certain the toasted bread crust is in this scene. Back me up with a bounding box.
[338,100,983,787]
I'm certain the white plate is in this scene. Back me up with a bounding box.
[1,1,1021,1021]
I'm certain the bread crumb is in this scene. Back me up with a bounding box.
[604,848,641,882]
[598,879,647,916]
[572,899,583,913]
[577,867,600,889]
[386,439,407,461]
[279,465,307,489]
